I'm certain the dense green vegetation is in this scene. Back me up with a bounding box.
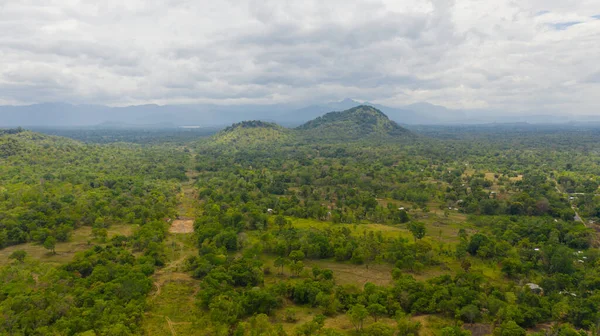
[29,127,218,144]
[2,106,600,335]
[296,105,409,140]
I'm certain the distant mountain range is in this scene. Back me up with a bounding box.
[0,99,597,127]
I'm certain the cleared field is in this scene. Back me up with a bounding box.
[306,259,393,286]
[169,219,194,233]
[0,224,136,266]
[292,215,467,245]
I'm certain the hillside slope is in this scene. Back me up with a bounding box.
[0,128,83,159]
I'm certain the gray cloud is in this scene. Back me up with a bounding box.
[0,0,598,114]
[584,72,600,83]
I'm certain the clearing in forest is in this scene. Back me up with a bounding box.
[169,148,197,234]
[0,224,135,266]
[169,219,194,233]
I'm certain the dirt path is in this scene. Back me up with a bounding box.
[151,237,196,300]
[170,147,198,232]
[166,316,176,336]
[146,147,200,334]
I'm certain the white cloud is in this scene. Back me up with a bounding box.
[0,0,598,114]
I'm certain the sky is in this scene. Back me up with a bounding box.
[0,0,599,114]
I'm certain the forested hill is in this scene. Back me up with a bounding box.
[199,106,413,150]
[0,128,83,159]
[204,120,292,149]
[296,105,410,140]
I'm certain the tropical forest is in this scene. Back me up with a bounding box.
[2,106,600,336]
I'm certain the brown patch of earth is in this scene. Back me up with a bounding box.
[169,219,194,233]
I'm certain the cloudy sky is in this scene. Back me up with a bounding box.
[0,0,598,114]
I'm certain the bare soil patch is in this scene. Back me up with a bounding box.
[169,219,194,233]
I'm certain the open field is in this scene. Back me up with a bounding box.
[0,224,136,266]
[275,305,453,336]
[291,214,467,244]
[307,259,393,286]
[169,219,194,233]
[144,279,202,335]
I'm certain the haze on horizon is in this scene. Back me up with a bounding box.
[0,0,599,116]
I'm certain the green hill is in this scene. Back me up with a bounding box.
[0,128,82,159]
[297,105,409,140]
[203,120,292,149]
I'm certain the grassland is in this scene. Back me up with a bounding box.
[0,224,136,266]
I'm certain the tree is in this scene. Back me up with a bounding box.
[367,303,387,322]
[274,215,287,229]
[408,222,426,241]
[92,228,108,243]
[289,250,305,262]
[440,326,471,336]
[493,321,525,336]
[397,317,421,336]
[351,247,365,264]
[274,257,287,275]
[364,322,395,336]
[467,233,489,256]
[459,304,480,325]
[347,304,369,332]
[290,261,305,277]
[44,236,57,255]
[396,210,410,224]
[294,315,327,336]
[460,259,472,273]
[235,314,283,336]
[209,295,240,325]
[284,308,298,322]
[9,250,27,263]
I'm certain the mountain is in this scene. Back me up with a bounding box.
[205,120,292,148]
[297,105,410,140]
[0,103,292,127]
[281,98,366,124]
[0,100,592,127]
[285,100,465,125]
